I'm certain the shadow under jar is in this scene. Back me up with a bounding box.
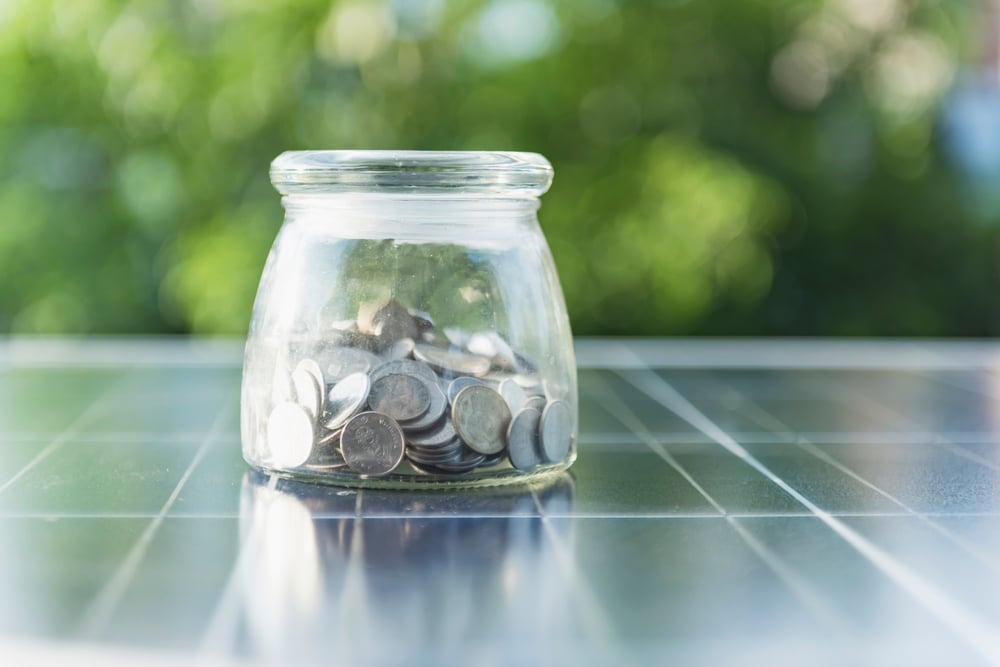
[241,151,577,488]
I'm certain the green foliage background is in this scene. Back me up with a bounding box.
[1,0,998,336]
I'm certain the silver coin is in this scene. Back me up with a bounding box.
[433,449,488,472]
[466,331,518,368]
[523,396,547,412]
[405,418,456,448]
[507,408,542,472]
[315,428,343,448]
[295,359,326,414]
[512,373,544,395]
[368,373,431,423]
[399,380,447,431]
[267,402,314,468]
[540,400,572,463]
[413,344,491,377]
[321,347,380,382]
[369,358,438,385]
[295,358,325,393]
[451,385,512,455]
[498,378,527,414]
[407,442,464,466]
[446,376,487,404]
[340,412,405,476]
[323,372,371,430]
[291,366,323,420]
[308,433,347,467]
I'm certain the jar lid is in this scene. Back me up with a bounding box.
[270,150,553,196]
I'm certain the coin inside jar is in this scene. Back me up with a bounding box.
[413,343,491,377]
[368,373,431,423]
[323,372,371,430]
[267,401,314,468]
[451,384,512,455]
[507,407,542,472]
[540,399,572,463]
[340,411,405,476]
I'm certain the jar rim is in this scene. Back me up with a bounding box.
[270,150,553,196]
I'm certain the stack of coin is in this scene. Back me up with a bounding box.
[264,300,573,478]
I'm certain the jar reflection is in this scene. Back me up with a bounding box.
[236,471,576,664]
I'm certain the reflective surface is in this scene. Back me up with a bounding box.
[1,339,1000,665]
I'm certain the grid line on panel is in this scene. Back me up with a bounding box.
[615,360,1000,662]
[717,385,1000,577]
[75,401,235,639]
[811,372,1000,472]
[590,372,851,631]
[0,371,128,498]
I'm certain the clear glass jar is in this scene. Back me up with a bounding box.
[241,151,577,488]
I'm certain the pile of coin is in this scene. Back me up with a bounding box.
[264,301,573,477]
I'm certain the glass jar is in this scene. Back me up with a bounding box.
[241,151,577,488]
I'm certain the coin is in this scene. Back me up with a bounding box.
[315,428,343,447]
[267,402,314,468]
[291,366,323,420]
[323,372,371,430]
[446,376,487,404]
[451,385,511,455]
[406,418,456,448]
[466,331,517,367]
[295,359,325,393]
[498,378,527,413]
[523,396,547,412]
[398,380,447,431]
[340,412,405,476]
[540,400,572,463]
[369,358,438,385]
[507,408,542,472]
[321,347,380,382]
[368,373,431,423]
[413,343,491,377]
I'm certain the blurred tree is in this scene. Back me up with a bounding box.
[0,0,996,336]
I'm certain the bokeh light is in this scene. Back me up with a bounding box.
[1,0,998,336]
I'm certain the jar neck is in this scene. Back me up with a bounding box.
[282,193,540,220]
[281,193,541,242]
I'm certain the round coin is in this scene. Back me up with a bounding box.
[295,359,325,394]
[323,372,371,430]
[291,366,323,420]
[523,396,547,412]
[399,380,447,431]
[413,344,491,377]
[498,378,527,414]
[451,385,512,455]
[540,400,572,463]
[321,347,381,383]
[369,358,438,385]
[507,408,542,472]
[405,418,456,448]
[368,373,431,423]
[446,376,487,404]
[267,402,314,468]
[340,412,405,476]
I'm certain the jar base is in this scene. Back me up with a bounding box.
[247,451,576,490]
